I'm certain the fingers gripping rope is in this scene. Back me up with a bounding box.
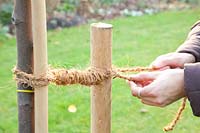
[13,66,186,132]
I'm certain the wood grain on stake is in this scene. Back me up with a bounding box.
[91,23,112,133]
[31,0,48,132]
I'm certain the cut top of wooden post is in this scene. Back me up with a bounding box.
[91,22,112,29]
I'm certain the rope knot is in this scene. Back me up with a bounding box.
[13,67,49,88]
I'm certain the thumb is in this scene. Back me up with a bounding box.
[150,59,172,70]
[129,71,160,82]
[150,60,165,69]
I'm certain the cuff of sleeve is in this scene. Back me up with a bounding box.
[186,92,200,116]
[184,63,200,116]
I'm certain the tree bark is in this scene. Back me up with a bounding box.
[13,0,34,132]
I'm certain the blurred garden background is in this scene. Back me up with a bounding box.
[0,0,200,132]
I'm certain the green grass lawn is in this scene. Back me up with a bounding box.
[0,9,200,133]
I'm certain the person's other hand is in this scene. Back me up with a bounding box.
[151,52,195,69]
[128,69,185,107]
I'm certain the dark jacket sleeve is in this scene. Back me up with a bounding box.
[177,20,200,62]
[184,63,200,116]
[176,21,200,116]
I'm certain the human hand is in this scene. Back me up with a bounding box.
[128,69,185,107]
[151,52,195,69]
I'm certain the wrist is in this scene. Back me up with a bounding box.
[184,53,195,63]
[176,69,186,97]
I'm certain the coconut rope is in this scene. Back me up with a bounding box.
[13,66,186,132]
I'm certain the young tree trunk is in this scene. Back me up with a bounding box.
[13,0,34,132]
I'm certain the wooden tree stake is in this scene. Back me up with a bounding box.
[90,23,112,133]
[31,0,48,132]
